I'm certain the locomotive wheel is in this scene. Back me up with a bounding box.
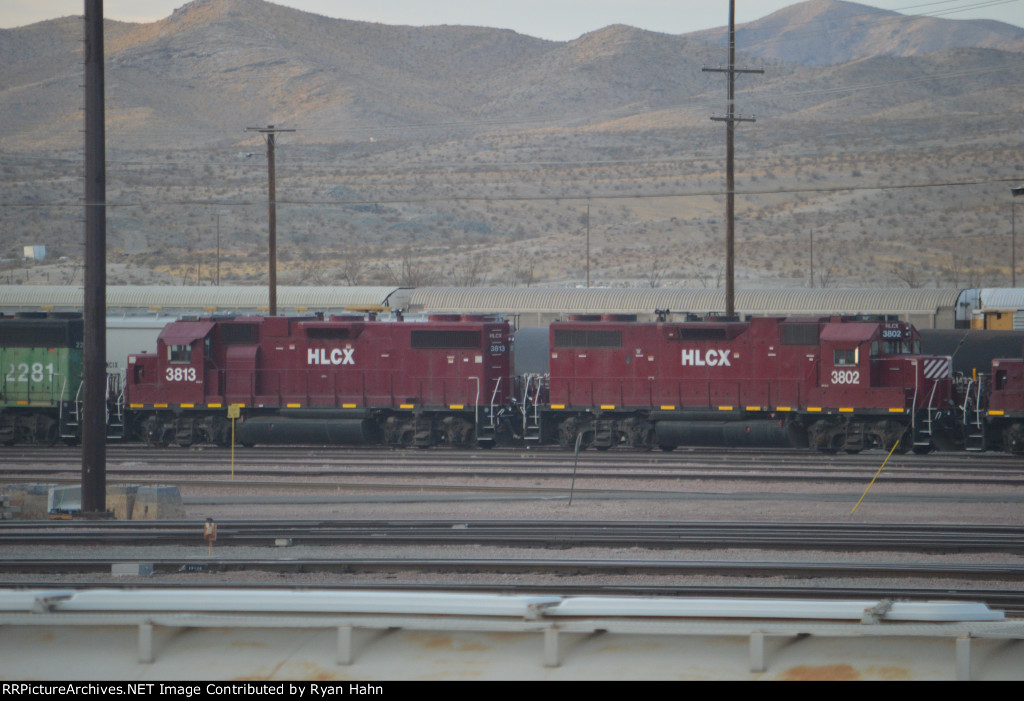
[658,444,676,452]
[558,417,593,451]
[41,422,58,447]
[912,443,934,455]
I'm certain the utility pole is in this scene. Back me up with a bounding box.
[586,204,591,289]
[1012,186,1024,287]
[216,213,221,286]
[82,0,108,516]
[809,231,814,288]
[703,0,763,318]
[245,125,294,316]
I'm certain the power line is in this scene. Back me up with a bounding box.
[2,174,1018,209]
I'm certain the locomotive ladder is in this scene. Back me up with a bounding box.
[520,374,544,442]
[912,380,941,449]
[470,376,499,445]
[60,372,127,441]
[59,377,81,441]
[106,372,126,440]
[961,376,987,452]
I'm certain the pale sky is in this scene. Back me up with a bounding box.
[2,0,1022,40]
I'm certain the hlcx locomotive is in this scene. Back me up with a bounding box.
[2,308,1021,454]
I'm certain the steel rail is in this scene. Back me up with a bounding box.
[3,556,1024,581]
[4,520,1024,552]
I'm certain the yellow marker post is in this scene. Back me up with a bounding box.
[227,404,241,480]
[851,437,903,514]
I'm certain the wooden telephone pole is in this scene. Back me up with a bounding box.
[703,0,763,318]
[245,125,295,316]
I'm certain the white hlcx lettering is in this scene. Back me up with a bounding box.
[681,349,732,367]
[307,348,355,366]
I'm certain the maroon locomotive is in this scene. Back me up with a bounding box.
[124,314,514,448]
[539,315,955,453]
[969,345,1024,453]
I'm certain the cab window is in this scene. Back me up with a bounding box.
[168,344,192,363]
[834,348,858,366]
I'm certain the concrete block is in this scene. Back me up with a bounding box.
[106,485,139,521]
[112,563,154,577]
[130,485,185,520]
[48,485,81,514]
[0,495,14,520]
[1,484,58,520]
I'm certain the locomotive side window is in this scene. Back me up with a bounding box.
[221,324,259,345]
[0,321,82,348]
[553,329,623,349]
[307,328,352,340]
[411,330,481,349]
[780,324,819,345]
[168,344,192,363]
[880,340,921,355]
[834,348,858,366]
[676,328,728,341]
[996,369,1008,391]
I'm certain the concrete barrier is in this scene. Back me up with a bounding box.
[1,483,182,520]
[130,485,185,520]
[106,485,139,521]
[0,484,58,520]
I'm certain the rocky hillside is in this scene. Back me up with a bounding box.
[693,0,1024,65]
[1,0,1022,290]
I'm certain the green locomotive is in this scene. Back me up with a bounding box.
[0,312,85,445]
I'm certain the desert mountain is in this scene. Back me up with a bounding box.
[692,0,1024,65]
[0,0,1021,290]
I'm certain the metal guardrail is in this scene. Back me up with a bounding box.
[1,589,1022,680]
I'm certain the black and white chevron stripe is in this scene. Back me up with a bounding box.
[922,357,951,379]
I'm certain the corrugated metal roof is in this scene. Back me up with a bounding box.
[979,288,1024,310]
[0,286,404,312]
[410,287,962,316]
[0,286,962,317]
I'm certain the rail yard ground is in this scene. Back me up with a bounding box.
[4,445,1024,594]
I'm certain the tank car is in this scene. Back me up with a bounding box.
[0,312,87,444]
[535,314,955,454]
[123,313,514,448]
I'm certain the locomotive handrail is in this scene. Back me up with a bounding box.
[531,374,544,429]
[911,360,919,438]
[470,375,481,440]
[489,375,502,427]
[57,374,68,430]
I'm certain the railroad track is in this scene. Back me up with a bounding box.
[4,555,1024,581]
[4,445,1024,488]
[4,519,1024,551]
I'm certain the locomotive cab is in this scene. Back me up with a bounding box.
[809,319,953,453]
[127,320,212,407]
